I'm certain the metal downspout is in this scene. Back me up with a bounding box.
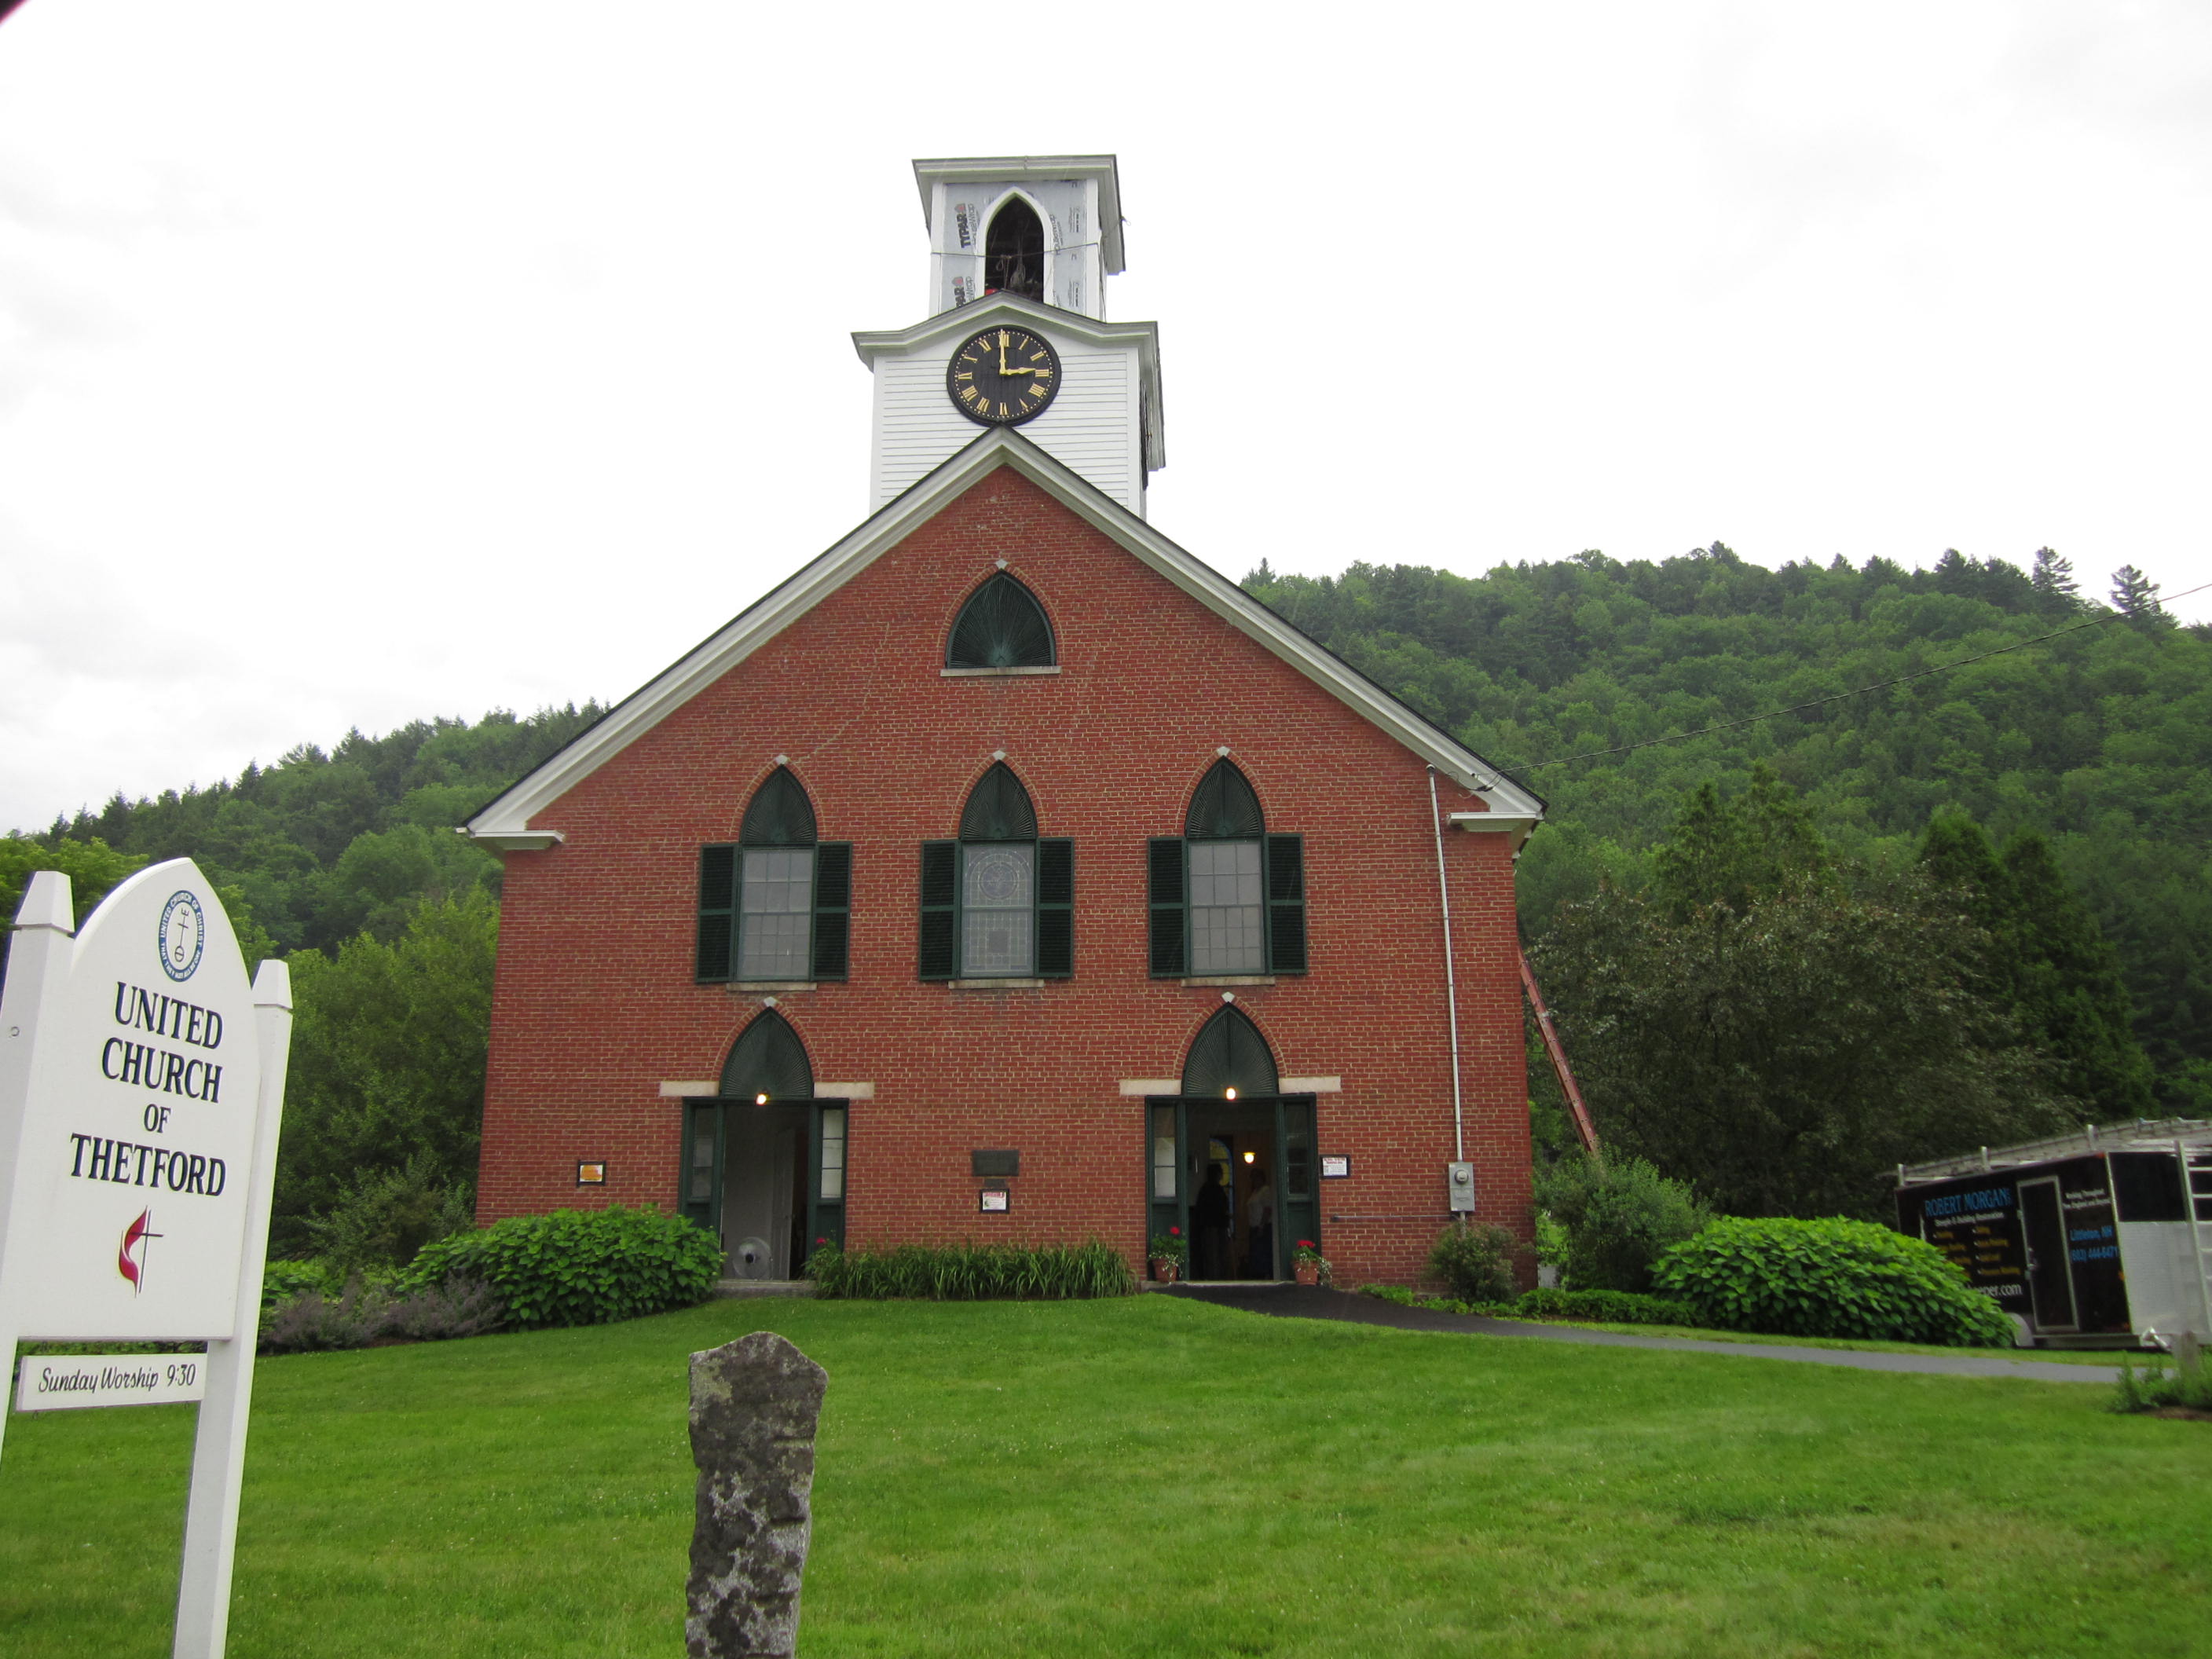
[1428,767,1464,1163]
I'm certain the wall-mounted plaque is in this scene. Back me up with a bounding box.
[1320,1155,1350,1179]
[577,1161,607,1186]
[971,1149,1020,1177]
[979,1186,1010,1214]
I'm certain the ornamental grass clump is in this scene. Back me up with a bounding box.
[401,1203,722,1329]
[806,1240,1134,1300]
[1652,1215,2014,1346]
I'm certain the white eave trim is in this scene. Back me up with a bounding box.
[1448,811,1542,850]
[467,830,565,852]
[465,428,1540,839]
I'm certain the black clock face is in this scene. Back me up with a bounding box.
[947,327,1060,426]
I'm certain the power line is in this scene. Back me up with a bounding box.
[1492,581,2211,778]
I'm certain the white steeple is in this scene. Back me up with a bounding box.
[854,156,1164,518]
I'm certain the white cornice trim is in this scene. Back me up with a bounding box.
[468,830,565,852]
[853,294,1165,473]
[1447,811,1543,850]
[465,429,1543,839]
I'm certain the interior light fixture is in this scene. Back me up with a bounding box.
[1242,1150,1255,1163]
[1225,1086,1237,1101]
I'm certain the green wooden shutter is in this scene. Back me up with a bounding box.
[1037,838,1074,978]
[918,840,958,980]
[1265,833,1306,974]
[697,845,737,982]
[811,842,851,980]
[1148,837,1186,977]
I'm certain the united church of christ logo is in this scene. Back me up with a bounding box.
[159,890,205,983]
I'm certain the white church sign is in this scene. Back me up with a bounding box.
[0,859,293,1659]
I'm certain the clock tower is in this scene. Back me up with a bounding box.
[853,155,1165,518]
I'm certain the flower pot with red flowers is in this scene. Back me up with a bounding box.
[1148,1228,1188,1284]
[1292,1240,1331,1287]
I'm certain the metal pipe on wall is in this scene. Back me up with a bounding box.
[1427,767,1464,1163]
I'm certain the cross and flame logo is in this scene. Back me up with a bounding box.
[118,1208,163,1293]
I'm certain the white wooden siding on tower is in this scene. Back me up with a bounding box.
[870,337,1143,515]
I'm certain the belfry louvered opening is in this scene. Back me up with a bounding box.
[698,768,851,983]
[947,573,1056,670]
[921,762,1072,980]
[1151,759,1306,977]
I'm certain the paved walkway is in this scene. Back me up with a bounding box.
[1163,1283,2122,1383]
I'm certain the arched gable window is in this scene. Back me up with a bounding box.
[1149,759,1306,977]
[947,572,1056,670]
[695,768,851,983]
[1181,1005,1280,1097]
[984,195,1045,302]
[918,762,1073,980]
[720,1008,814,1101]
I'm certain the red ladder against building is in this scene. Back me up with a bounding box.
[1520,949,1601,1158]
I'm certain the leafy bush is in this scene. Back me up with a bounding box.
[1510,1287,1701,1327]
[1652,1216,2014,1346]
[2112,1348,2212,1415]
[1538,1152,1711,1294]
[1361,1284,1701,1326]
[403,1204,721,1329]
[807,1240,1135,1300]
[261,1276,390,1353]
[1426,1223,1519,1302]
[302,1153,474,1273]
[261,1258,339,1312]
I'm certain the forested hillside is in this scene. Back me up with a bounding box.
[5,543,2206,1244]
[2,705,600,1254]
[1243,548,2211,1114]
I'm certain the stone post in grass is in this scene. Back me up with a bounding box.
[687,1332,829,1659]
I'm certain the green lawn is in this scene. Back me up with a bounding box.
[3,1296,2206,1657]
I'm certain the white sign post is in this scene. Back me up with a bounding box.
[0,859,291,1659]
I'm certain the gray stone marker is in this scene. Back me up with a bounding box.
[687,1332,829,1659]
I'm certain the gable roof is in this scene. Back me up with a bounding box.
[463,428,1544,844]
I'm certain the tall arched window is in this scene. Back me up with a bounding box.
[1148,759,1306,977]
[695,767,851,983]
[947,572,1056,669]
[984,195,1045,301]
[918,762,1073,980]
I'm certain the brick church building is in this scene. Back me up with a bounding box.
[466,156,1544,1287]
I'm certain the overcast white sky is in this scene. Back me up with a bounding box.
[3,2,2209,833]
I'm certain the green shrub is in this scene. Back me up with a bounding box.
[403,1204,721,1329]
[2112,1347,2212,1415]
[1426,1223,1519,1302]
[1538,1152,1711,1294]
[303,1153,474,1273]
[807,1240,1135,1300]
[1652,1216,2013,1346]
[1511,1287,1701,1328]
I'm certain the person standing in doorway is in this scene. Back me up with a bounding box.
[1245,1166,1275,1280]
[1193,1166,1232,1280]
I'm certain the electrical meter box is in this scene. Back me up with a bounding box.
[1446,1162,1477,1212]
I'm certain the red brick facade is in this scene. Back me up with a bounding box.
[477,465,1533,1286]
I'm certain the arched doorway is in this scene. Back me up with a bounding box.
[1147,1007,1317,1281]
[679,1010,847,1280]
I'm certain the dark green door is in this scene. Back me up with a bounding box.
[1146,1095,1317,1278]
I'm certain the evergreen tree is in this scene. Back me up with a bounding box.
[1652,765,1829,921]
[1999,831,2159,1120]
[2029,546,2078,609]
[2111,564,2166,627]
